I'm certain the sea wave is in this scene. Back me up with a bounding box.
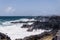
[1,18,35,26]
[0,24,49,40]
[0,18,51,40]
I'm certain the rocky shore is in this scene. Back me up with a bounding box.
[1,16,60,40]
[0,29,57,40]
[15,29,58,40]
[15,16,60,40]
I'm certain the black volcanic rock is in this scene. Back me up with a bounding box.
[15,16,60,40]
[0,32,11,40]
[21,24,31,28]
[29,16,60,31]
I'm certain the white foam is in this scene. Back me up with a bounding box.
[2,18,31,26]
[0,18,51,40]
[0,23,49,40]
[12,18,29,22]
[15,18,35,22]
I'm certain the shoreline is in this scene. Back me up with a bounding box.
[16,29,58,40]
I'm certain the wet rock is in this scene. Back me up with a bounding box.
[16,16,60,40]
[0,32,11,40]
[27,16,60,31]
[21,24,31,28]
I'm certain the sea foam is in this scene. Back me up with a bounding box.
[0,18,50,40]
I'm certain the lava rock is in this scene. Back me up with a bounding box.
[21,24,31,28]
[0,32,11,40]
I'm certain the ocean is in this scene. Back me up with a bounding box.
[0,16,35,26]
[0,16,51,40]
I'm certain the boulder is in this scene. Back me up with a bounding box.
[0,32,11,40]
[21,24,31,28]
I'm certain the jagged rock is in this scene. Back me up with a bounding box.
[11,16,60,32]
[16,16,60,40]
[23,16,60,32]
[0,32,11,40]
[21,24,31,28]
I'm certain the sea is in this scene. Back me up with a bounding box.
[0,16,51,40]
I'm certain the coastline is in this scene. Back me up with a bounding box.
[16,29,57,40]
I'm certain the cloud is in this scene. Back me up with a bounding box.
[5,6,15,13]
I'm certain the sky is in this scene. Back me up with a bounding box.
[0,0,60,16]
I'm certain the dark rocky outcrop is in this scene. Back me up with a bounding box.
[21,24,32,28]
[0,32,11,40]
[21,16,60,32]
[15,16,60,40]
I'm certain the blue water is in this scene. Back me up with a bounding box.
[0,16,34,25]
[0,16,34,21]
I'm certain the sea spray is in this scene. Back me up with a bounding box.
[0,23,48,40]
[0,16,51,40]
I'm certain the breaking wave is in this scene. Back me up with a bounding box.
[0,18,51,40]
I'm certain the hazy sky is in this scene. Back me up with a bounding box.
[0,0,60,16]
